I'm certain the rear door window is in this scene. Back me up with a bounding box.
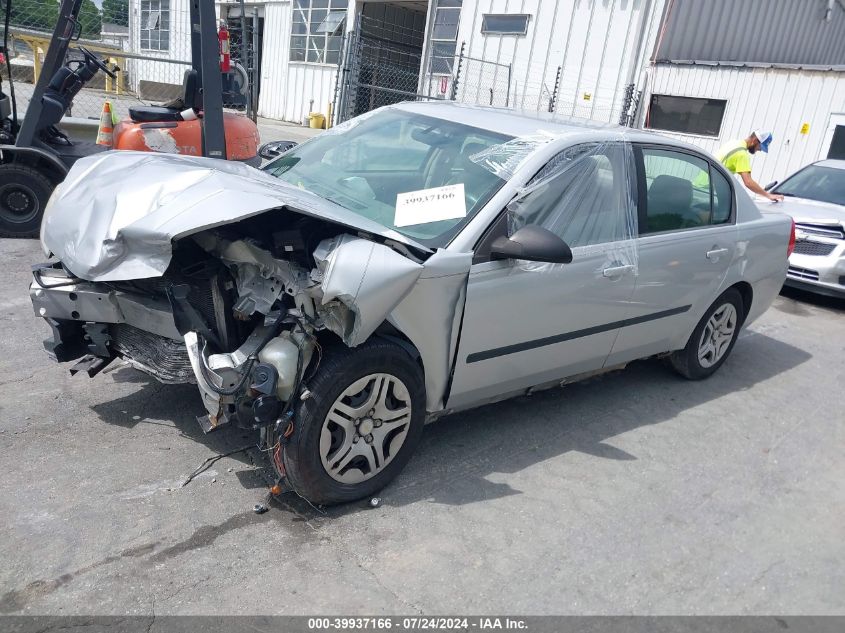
[637,147,733,234]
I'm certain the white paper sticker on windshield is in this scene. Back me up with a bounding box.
[394,183,466,227]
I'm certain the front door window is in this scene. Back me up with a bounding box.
[503,142,638,273]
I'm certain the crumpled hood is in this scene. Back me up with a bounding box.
[41,151,429,281]
[758,196,845,226]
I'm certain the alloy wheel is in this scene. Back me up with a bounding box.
[697,303,737,368]
[319,373,412,484]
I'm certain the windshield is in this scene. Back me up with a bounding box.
[262,109,511,246]
[774,164,845,206]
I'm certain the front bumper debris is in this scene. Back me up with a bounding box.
[30,262,192,381]
[30,263,182,341]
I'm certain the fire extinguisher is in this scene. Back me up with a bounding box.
[218,23,231,73]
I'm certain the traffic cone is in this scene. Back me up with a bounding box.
[96,101,114,147]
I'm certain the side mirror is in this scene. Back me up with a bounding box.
[258,140,298,160]
[765,180,778,191]
[490,225,573,264]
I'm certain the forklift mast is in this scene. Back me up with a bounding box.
[16,0,227,159]
[14,0,84,148]
[191,0,226,159]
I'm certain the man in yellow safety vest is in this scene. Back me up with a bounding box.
[715,131,783,202]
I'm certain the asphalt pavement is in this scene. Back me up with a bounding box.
[0,238,842,615]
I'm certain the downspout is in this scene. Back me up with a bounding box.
[624,0,654,88]
[625,0,672,128]
[417,0,439,95]
[615,0,653,126]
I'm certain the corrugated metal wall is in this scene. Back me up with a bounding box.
[255,0,665,124]
[648,63,845,184]
[257,0,343,123]
[655,0,845,66]
[257,1,290,121]
[454,0,664,121]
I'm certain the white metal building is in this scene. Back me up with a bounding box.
[125,0,845,184]
[644,0,845,186]
[228,0,667,127]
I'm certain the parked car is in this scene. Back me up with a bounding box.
[766,159,845,298]
[30,102,794,505]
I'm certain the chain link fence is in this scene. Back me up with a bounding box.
[335,12,443,124]
[220,0,260,120]
[1,0,251,125]
[451,49,512,108]
[2,0,637,130]
[448,45,635,126]
[352,37,427,114]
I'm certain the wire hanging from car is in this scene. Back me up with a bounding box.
[180,443,254,487]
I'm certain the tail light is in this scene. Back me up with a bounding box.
[787,218,796,257]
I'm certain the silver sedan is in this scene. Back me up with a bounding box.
[31,102,793,504]
[767,159,845,298]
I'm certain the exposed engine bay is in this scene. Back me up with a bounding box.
[30,152,475,477]
[30,208,445,440]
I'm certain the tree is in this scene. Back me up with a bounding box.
[7,0,101,39]
[77,0,102,39]
[101,0,128,27]
[9,0,58,33]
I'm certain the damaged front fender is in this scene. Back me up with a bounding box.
[387,250,473,411]
[202,233,473,412]
[312,235,424,347]
[312,237,472,410]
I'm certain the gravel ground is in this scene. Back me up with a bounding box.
[0,238,843,615]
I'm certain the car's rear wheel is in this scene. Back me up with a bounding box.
[0,164,54,238]
[281,339,425,505]
[669,288,744,380]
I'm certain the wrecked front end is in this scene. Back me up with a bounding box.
[32,215,432,437]
[31,152,447,433]
[30,150,476,505]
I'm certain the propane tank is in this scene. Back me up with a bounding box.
[218,23,231,73]
[258,330,314,402]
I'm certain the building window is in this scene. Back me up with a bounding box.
[481,14,530,35]
[646,94,727,137]
[429,0,462,74]
[140,0,169,51]
[291,0,347,64]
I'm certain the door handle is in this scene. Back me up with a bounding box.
[706,247,730,261]
[602,264,635,278]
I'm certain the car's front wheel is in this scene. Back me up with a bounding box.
[669,288,744,380]
[281,339,425,505]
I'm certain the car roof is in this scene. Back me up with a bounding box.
[813,159,845,170]
[393,100,687,147]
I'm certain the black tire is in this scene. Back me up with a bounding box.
[0,164,55,238]
[669,288,745,380]
[282,338,425,506]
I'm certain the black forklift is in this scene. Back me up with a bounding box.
[0,0,257,237]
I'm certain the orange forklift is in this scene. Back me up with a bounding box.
[0,0,260,237]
